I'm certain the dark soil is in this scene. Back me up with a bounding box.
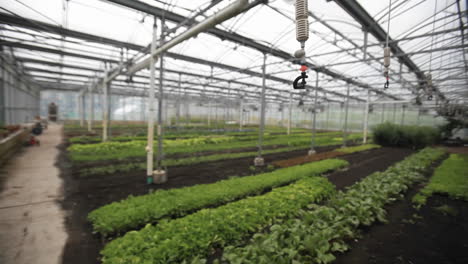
[59,143,340,264]
[333,171,468,264]
[58,144,414,264]
[328,147,414,190]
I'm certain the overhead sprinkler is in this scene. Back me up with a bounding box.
[293,0,309,89]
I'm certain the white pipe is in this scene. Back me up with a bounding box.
[125,0,249,76]
[147,18,158,179]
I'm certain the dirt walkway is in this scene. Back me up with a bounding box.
[0,124,67,264]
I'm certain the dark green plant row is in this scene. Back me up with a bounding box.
[88,159,348,237]
[220,147,445,264]
[69,133,362,162]
[372,122,440,148]
[413,153,468,206]
[100,176,336,264]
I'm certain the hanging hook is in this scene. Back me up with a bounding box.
[383,75,389,89]
[293,65,308,89]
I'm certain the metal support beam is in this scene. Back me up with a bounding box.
[332,0,444,100]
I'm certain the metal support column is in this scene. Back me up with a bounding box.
[102,74,109,141]
[381,103,386,123]
[239,96,243,131]
[392,103,397,123]
[78,93,83,127]
[87,85,93,132]
[363,90,370,144]
[155,17,167,183]
[176,73,181,129]
[81,92,86,126]
[254,54,267,166]
[417,108,421,125]
[309,71,319,155]
[0,64,5,124]
[401,105,406,125]
[287,92,292,135]
[342,83,350,147]
[146,17,157,184]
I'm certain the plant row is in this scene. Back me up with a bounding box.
[69,133,362,162]
[413,153,468,206]
[88,159,348,236]
[78,139,366,177]
[220,147,445,264]
[100,176,336,264]
[69,130,342,144]
[334,144,380,154]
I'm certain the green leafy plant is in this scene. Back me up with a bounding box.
[372,122,440,148]
[334,144,380,154]
[413,153,468,206]
[221,147,445,264]
[88,159,348,236]
[100,176,336,264]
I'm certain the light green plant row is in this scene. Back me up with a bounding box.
[79,140,347,177]
[88,159,348,237]
[70,133,362,162]
[334,144,380,154]
[413,153,468,206]
[100,176,336,264]
[220,147,445,264]
[69,131,343,145]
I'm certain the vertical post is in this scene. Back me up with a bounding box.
[155,16,167,183]
[401,105,406,125]
[78,92,83,127]
[392,103,397,123]
[254,53,267,166]
[417,108,421,125]
[287,91,292,135]
[0,63,5,125]
[363,30,368,61]
[239,96,243,131]
[381,103,386,123]
[146,17,157,184]
[207,98,211,127]
[102,74,109,141]
[87,85,93,132]
[176,73,181,129]
[325,102,330,130]
[122,95,126,121]
[82,93,86,126]
[342,83,350,147]
[309,71,319,155]
[363,90,370,144]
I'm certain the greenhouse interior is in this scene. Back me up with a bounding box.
[0,0,467,263]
